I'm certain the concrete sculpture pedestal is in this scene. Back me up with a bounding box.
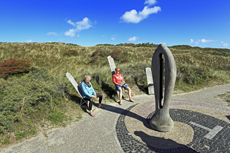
[150,44,177,132]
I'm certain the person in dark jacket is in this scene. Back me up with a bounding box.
[81,75,103,117]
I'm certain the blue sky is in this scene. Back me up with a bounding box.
[0,0,229,48]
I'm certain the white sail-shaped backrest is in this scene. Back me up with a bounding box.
[107,55,116,75]
[66,72,83,98]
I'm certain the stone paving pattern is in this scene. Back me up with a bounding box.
[116,105,199,153]
[0,84,229,153]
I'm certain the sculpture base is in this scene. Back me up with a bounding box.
[150,111,174,132]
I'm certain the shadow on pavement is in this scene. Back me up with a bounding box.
[134,131,198,153]
[98,103,152,130]
[226,115,230,121]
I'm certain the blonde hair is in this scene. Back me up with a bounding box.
[115,67,120,71]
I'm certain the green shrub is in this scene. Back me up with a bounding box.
[0,67,65,133]
[64,50,78,57]
[91,49,109,57]
[177,65,215,85]
[91,56,99,63]
[15,128,36,140]
[2,139,10,144]
[47,108,66,125]
[110,50,122,61]
[91,49,129,62]
[96,44,115,46]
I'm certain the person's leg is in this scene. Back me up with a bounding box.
[84,97,95,116]
[125,86,134,102]
[96,93,103,108]
[118,87,122,104]
[116,85,123,105]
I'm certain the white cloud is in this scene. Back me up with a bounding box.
[220,41,229,47]
[67,20,75,26]
[144,0,157,6]
[201,39,217,43]
[128,36,138,42]
[47,32,58,36]
[102,35,106,37]
[190,38,217,45]
[120,6,161,23]
[65,17,92,37]
[25,39,33,43]
[160,42,166,45]
[110,34,116,40]
[76,17,92,31]
[65,29,75,37]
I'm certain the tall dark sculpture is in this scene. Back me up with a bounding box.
[150,44,177,132]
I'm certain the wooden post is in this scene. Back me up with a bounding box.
[145,67,154,95]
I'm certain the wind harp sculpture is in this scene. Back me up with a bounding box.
[150,44,177,132]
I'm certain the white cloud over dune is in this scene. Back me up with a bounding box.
[220,41,229,47]
[120,6,161,23]
[190,38,217,45]
[25,39,33,43]
[47,32,58,36]
[65,29,76,37]
[65,17,92,37]
[128,36,138,41]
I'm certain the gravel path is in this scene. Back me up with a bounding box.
[0,84,229,153]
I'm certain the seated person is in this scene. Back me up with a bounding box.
[81,75,103,117]
[113,67,135,105]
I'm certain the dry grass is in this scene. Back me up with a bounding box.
[0,42,230,145]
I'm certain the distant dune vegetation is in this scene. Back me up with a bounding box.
[0,42,230,146]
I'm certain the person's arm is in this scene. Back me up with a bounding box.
[81,83,93,97]
[121,74,125,83]
[90,82,96,95]
[113,75,118,85]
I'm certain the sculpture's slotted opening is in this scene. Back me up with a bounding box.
[159,53,165,109]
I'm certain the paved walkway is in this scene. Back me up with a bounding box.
[0,84,230,153]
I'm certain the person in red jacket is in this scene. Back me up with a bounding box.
[113,67,134,105]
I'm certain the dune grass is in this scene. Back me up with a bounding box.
[0,42,230,145]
